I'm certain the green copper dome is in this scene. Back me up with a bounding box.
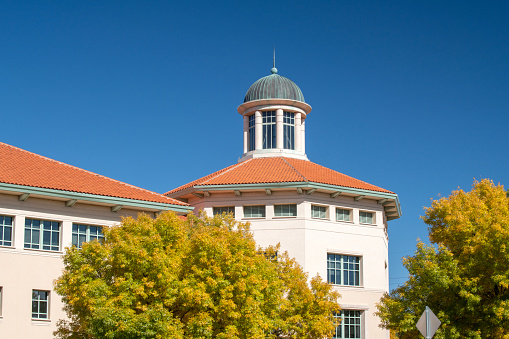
[244,69,305,103]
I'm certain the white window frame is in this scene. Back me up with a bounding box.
[359,211,375,225]
[32,290,50,320]
[24,219,60,252]
[243,205,266,218]
[327,253,361,286]
[0,215,13,247]
[72,224,104,249]
[311,204,328,219]
[213,206,235,217]
[333,310,362,339]
[274,204,297,217]
[335,208,352,222]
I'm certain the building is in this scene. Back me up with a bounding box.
[166,66,402,338]
[0,142,193,338]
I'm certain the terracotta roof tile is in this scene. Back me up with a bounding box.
[166,157,392,194]
[0,142,188,206]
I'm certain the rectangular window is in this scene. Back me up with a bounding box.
[72,224,104,249]
[0,286,3,317]
[311,205,327,219]
[333,310,362,339]
[327,254,360,286]
[274,204,297,217]
[283,111,295,150]
[359,211,374,224]
[262,111,276,149]
[336,208,351,222]
[32,290,49,319]
[24,219,60,251]
[243,205,266,218]
[248,114,255,151]
[0,215,13,247]
[213,206,235,217]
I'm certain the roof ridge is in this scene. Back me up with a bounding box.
[281,157,308,182]
[0,142,177,203]
[199,158,253,185]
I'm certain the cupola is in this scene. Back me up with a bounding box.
[238,67,312,162]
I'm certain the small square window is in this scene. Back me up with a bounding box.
[311,205,327,219]
[274,204,297,217]
[359,211,374,224]
[72,224,104,249]
[336,208,351,222]
[32,290,49,319]
[0,215,13,247]
[243,205,266,218]
[213,206,235,217]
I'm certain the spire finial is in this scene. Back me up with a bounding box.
[271,46,278,74]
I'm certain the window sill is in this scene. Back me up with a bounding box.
[359,223,376,226]
[273,216,297,219]
[0,245,14,249]
[311,217,329,220]
[336,220,353,223]
[331,284,363,289]
[24,248,62,254]
[32,318,51,325]
[242,217,266,220]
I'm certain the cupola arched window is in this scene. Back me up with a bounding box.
[283,111,295,150]
[262,111,276,149]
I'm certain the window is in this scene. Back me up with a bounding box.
[24,219,60,251]
[0,286,3,317]
[283,111,295,149]
[0,215,13,246]
[243,205,266,218]
[72,224,104,249]
[311,205,327,219]
[262,111,276,149]
[327,254,360,286]
[32,290,49,319]
[248,114,255,151]
[336,208,351,222]
[359,211,374,224]
[333,310,362,339]
[213,206,235,217]
[274,204,297,217]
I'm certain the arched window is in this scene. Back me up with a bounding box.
[283,111,295,150]
[262,111,276,149]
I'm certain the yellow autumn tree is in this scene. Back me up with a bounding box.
[376,179,509,338]
[54,212,340,339]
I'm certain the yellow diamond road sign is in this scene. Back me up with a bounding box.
[416,306,441,338]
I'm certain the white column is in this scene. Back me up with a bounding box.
[295,113,302,152]
[255,110,263,150]
[243,115,248,154]
[61,220,73,248]
[301,119,306,154]
[13,214,25,249]
[276,109,284,149]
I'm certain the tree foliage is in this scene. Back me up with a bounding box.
[55,212,340,339]
[377,179,509,338]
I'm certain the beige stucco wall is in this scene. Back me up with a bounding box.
[0,192,148,338]
[192,189,390,339]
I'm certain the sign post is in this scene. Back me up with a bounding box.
[416,306,441,339]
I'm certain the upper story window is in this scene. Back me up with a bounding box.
[262,111,276,149]
[0,286,3,317]
[0,215,13,247]
[327,254,360,286]
[336,208,351,222]
[283,111,295,150]
[311,205,328,219]
[274,204,297,217]
[24,219,60,251]
[72,224,104,249]
[213,206,235,217]
[32,290,49,319]
[243,205,266,218]
[248,114,255,151]
[333,310,362,339]
[359,211,374,225]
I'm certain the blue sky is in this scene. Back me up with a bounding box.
[2,1,508,288]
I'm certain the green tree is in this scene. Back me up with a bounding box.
[55,212,340,339]
[377,179,509,339]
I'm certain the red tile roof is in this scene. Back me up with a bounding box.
[0,142,188,206]
[166,157,393,195]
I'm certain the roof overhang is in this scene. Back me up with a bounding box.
[169,181,401,220]
[237,99,312,116]
[0,182,193,214]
